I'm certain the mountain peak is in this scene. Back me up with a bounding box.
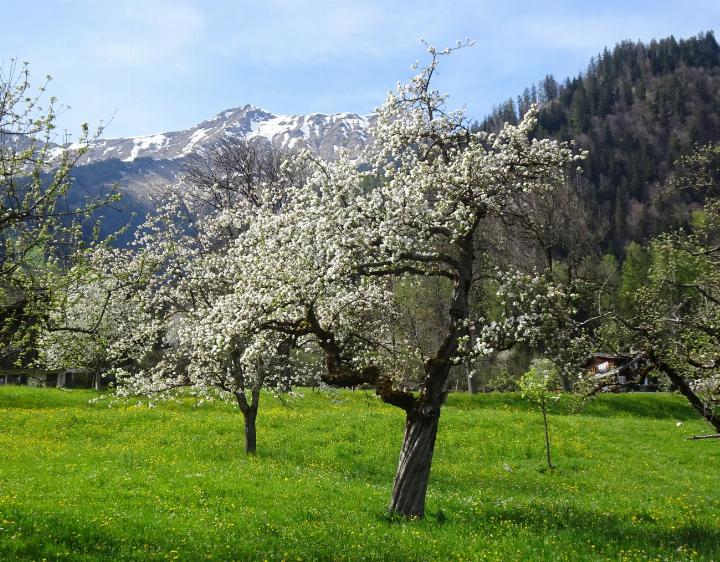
[70,105,372,166]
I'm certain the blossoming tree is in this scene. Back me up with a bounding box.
[110,139,308,455]
[36,244,156,389]
[592,206,720,433]
[0,61,117,363]
[198,45,579,517]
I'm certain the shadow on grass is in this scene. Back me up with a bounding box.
[3,494,719,561]
[579,393,701,421]
[0,508,164,561]
[376,499,719,558]
[472,500,720,557]
[0,387,99,410]
[445,392,531,411]
[447,391,702,421]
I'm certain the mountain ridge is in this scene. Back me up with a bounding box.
[57,104,373,166]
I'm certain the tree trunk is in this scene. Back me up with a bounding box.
[235,385,261,455]
[652,354,720,432]
[243,407,258,455]
[94,372,103,392]
[388,411,440,518]
[467,373,478,394]
[308,227,476,520]
[542,409,554,469]
[387,229,475,518]
[559,373,572,392]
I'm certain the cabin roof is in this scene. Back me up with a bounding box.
[582,351,643,368]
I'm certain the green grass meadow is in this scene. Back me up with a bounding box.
[0,387,718,561]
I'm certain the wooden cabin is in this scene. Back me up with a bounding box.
[583,352,657,391]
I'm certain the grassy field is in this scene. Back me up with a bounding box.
[0,387,718,561]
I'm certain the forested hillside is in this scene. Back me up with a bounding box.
[479,31,720,253]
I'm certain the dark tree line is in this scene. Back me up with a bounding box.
[478,31,720,256]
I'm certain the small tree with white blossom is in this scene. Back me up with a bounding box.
[519,358,561,469]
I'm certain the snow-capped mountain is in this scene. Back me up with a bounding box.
[56,105,374,242]
[58,105,373,166]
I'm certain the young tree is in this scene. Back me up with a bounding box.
[108,139,305,455]
[519,359,561,469]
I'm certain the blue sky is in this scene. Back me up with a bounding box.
[3,0,718,139]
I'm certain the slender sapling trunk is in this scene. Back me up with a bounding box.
[542,407,553,469]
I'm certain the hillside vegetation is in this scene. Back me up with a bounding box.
[481,31,720,252]
[1,387,718,561]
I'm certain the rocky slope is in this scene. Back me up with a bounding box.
[61,105,371,165]
[58,105,373,239]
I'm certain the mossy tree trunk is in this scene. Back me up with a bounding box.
[388,410,440,517]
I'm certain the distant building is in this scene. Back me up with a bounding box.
[0,368,93,388]
[583,352,658,391]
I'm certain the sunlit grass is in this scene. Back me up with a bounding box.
[0,386,718,560]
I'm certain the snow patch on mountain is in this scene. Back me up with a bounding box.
[68,105,373,164]
[124,133,169,162]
